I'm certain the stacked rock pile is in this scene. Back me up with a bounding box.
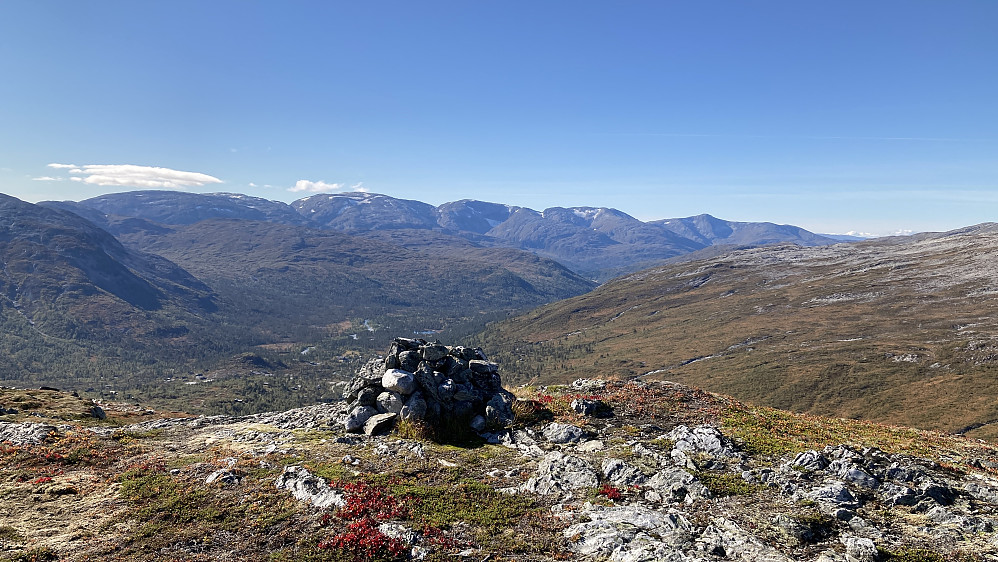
[342,338,517,437]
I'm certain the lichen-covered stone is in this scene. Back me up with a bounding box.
[376,391,404,414]
[382,369,417,395]
[344,405,377,433]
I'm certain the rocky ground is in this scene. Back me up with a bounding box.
[3,373,998,561]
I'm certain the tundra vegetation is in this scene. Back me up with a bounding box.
[3,370,998,561]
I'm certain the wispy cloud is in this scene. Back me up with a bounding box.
[289,180,345,193]
[289,180,367,194]
[32,176,64,181]
[46,163,223,189]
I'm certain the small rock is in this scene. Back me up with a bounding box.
[206,469,242,486]
[399,351,422,372]
[521,451,599,495]
[646,466,708,504]
[421,344,448,362]
[789,450,829,471]
[376,391,404,415]
[275,466,345,509]
[344,406,377,433]
[602,458,648,487]
[806,481,857,507]
[920,481,957,505]
[543,422,587,444]
[400,392,427,421]
[485,391,516,429]
[879,482,919,506]
[382,369,417,395]
[363,413,397,436]
[0,422,57,445]
[563,505,694,559]
[840,535,877,562]
[570,378,607,392]
[354,387,380,408]
[469,360,498,374]
[578,439,605,452]
[571,398,613,418]
[667,425,739,467]
[379,522,419,544]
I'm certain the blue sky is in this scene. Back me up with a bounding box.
[1,1,995,236]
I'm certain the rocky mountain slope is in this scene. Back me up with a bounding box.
[0,194,218,387]
[112,218,595,344]
[3,341,998,562]
[475,223,998,440]
[48,190,839,280]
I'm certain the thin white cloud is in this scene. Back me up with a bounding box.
[289,179,346,193]
[351,182,368,193]
[32,176,63,181]
[52,164,223,189]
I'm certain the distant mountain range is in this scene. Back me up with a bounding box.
[46,190,842,280]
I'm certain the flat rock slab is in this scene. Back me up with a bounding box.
[275,466,345,509]
[364,412,397,436]
[0,422,57,445]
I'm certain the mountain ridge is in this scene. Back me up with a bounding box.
[47,190,842,280]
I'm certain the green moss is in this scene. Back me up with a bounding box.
[119,471,217,526]
[722,405,950,461]
[387,479,535,532]
[0,526,24,543]
[116,466,305,556]
[111,428,164,442]
[4,547,59,562]
[305,461,354,483]
[877,547,947,562]
[695,471,763,497]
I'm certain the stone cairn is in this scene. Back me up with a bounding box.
[342,337,517,437]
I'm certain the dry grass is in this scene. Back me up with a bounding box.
[476,230,998,438]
